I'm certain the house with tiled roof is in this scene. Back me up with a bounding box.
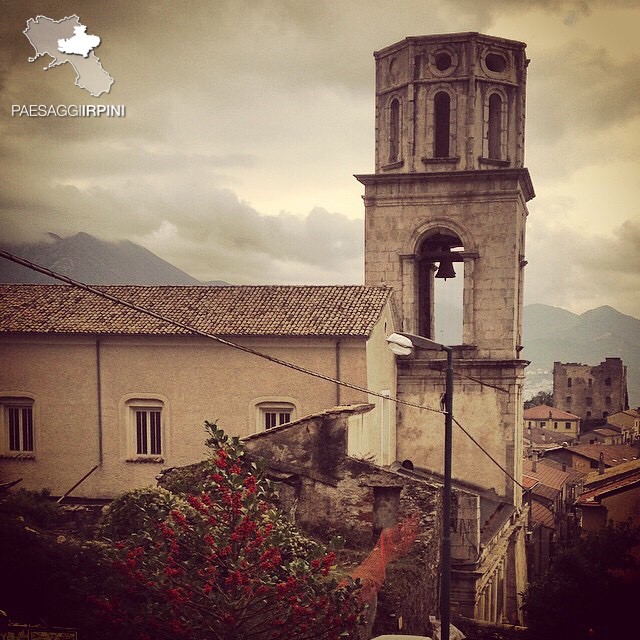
[0,283,398,498]
[544,443,640,475]
[580,426,624,445]
[523,404,581,439]
[575,459,640,531]
[523,424,577,458]
[522,457,585,578]
[605,408,640,444]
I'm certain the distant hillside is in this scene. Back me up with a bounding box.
[522,304,640,407]
[0,232,206,286]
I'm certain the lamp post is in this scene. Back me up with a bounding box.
[386,332,453,640]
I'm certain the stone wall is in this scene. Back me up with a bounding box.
[242,405,443,636]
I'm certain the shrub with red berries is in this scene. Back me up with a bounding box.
[100,422,363,640]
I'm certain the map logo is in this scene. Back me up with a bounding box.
[24,15,113,97]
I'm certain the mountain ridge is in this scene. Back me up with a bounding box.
[0,232,220,286]
[522,303,640,406]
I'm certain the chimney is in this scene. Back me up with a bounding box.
[598,451,605,475]
[532,450,538,472]
[562,463,567,472]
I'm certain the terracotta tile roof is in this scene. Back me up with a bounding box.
[523,458,570,490]
[576,472,640,506]
[524,404,580,421]
[524,425,575,446]
[531,500,556,529]
[538,458,586,484]
[584,458,640,487]
[592,428,621,437]
[0,284,392,337]
[563,444,640,467]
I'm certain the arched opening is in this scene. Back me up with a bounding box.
[417,231,464,343]
[389,98,400,162]
[434,91,450,157]
[488,93,502,159]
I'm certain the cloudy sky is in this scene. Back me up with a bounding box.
[1,0,639,317]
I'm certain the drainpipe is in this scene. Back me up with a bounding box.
[335,340,341,405]
[96,338,104,464]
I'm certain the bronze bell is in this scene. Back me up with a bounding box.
[435,256,456,280]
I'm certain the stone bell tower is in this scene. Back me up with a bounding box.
[357,33,534,505]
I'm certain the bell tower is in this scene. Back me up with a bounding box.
[357,33,534,505]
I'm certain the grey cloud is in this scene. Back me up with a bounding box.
[529,42,640,140]
[137,199,364,285]
[525,216,640,317]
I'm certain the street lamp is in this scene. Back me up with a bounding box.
[386,332,453,640]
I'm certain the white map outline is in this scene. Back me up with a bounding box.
[23,14,114,97]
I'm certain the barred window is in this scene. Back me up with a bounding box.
[135,408,162,455]
[125,397,165,461]
[3,399,34,453]
[254,400,297,432]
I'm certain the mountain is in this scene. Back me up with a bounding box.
[522,303,640,407]
[0,232,203,286]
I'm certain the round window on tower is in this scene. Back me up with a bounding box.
[481,50,509,76]
[428,47,458,77]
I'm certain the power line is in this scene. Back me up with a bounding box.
[453,417,525,490]
[0,249,524,489]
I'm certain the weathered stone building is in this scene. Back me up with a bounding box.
[553,358,629,422]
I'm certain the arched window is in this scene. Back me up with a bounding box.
[389,99,400,162]
[253,398,299,432]
[434,91,450,157]
[488,93,502,159]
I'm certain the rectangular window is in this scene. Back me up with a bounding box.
[135,408,162,455]
[566,396,572,404]
[7,405,34,452]
[540,421,546,427]
[567,378,572,388]
[586,397,593,407]
[264,411,291,430]
[2,398,35,455]
[565,422,572,429]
